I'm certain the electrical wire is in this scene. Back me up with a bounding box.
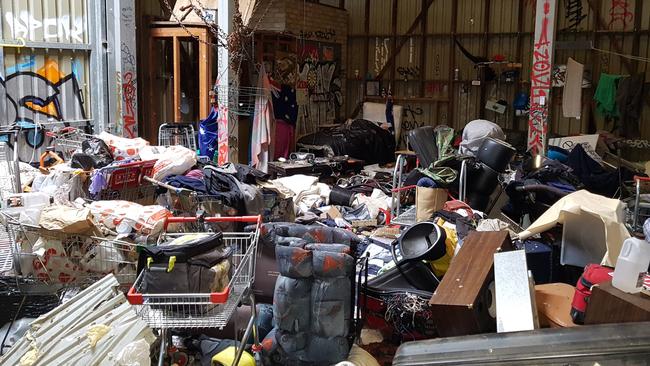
[591,47,650,63]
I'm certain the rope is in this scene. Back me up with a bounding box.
[591,47,650,64]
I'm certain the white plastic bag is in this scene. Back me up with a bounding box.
[98,131,149,161]
[116,339,151,366]
[151,145,197,181]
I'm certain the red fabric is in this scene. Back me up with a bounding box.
[274,119,295,160]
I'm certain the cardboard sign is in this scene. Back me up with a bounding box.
[548,134,599,151]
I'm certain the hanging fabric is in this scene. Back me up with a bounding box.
[251,65,274,173]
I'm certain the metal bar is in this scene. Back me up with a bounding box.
[631,0,644,72]
[89,0,108,133]
[0,40,92,51]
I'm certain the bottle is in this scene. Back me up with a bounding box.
[612,237,650,293]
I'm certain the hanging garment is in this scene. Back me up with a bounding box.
[274,119,295,160]
[616,74,645,138]
[385,96,395,134]
[251,66,274,172]
[593,73,623,118]
[199,107,219,159]
[271,82,298,126]
[562,58,584,119]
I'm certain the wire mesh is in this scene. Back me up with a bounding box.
[52,130,94,160]
[214,85,271,116]
[0,142,20,275]
[129,219,260,329]
[2,212,139,293]
[158,123,197,151]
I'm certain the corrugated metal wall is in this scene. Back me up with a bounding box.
[0,0,91,126]
[346,0,650,148]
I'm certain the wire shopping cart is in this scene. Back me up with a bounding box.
[0,211,139,294]
[0,142,21,275]
[144,176,238,220]
[90,160,158,205]
[625,176,650,237]
[158,123,197,151]
[50,127,94,160]
[127,215,262,366]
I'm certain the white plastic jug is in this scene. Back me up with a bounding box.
[612,237,650,293]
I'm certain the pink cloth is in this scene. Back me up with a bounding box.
[251,65,274,172]
[185,169,204,180]
[274,119,295,160]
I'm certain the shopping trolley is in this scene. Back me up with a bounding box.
[50,127,94,160]
[127,215,263,365]
[158,123,197,151]
[625,176,650,237]
[0,211,139,294]
[0,142,21,275]
[90,160,158,205]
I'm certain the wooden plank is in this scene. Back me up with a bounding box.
[173,36,181,122]
[419,0,428,97]
[631,0,644,72]
[479,0,491,120]
[390,0,398,91]
[585,0,635,74]
[448,0,459,128]
[199,29,209,120]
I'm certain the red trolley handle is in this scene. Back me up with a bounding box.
[127,283,231,305]
[165,215,261,224]
[634,176,650,182]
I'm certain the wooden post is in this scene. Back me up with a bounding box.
[173,36,181,122]
[527,0,558,155]
[198,30,210,120]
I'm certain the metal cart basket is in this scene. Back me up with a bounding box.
[0,211,139,293]
[127,215,262,365]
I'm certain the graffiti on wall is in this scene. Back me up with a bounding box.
[528,0,557,154]
[398,104,424,147]
[5,11,85,42]
[119,0,138,138]
[562,0,587,31]
[297,60,342,134]
[608,0,634,29]
[0,59,86,126]
[397,66,420,80]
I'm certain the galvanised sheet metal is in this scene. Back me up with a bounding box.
[0,274,156,366]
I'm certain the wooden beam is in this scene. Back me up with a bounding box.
[631,0,644,72]
[390,0,398,91]
[173,36,181,122]
[419,0,428,97]
[199,30,209,120]
[514,0,524,131]
[448,0,459,128]
[479,0,491,120]
[375,0,435,80]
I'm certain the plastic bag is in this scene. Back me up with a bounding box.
[152,145,197,181]
[116,339,151,366]
[98,131,149,161]
[78,137,113,168]
[199,108,218,159]
[89,201,171,236]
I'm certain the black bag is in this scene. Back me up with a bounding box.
[138,232,232,294]
[80,137,113,168]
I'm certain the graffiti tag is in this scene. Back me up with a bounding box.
[608,0,634,29]
[397,66,421,80]
[399,105,424,147]
[528,0,556,154]
[0,60,86,125]
[4,11,85,43]
[562,0,587,31]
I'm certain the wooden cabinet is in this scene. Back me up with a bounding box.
[585,281,650,325]
[429,230,513,337]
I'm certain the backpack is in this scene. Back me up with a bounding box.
[570,264,613,324]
